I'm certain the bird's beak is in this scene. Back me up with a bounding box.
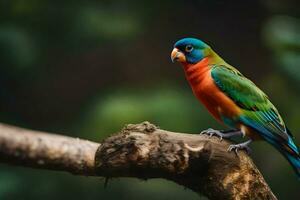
[171,48,186,63]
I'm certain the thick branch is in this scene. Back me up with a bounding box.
[0,123,98,175]
[0,122,276,200]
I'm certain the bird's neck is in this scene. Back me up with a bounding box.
[183,58,210,84]
[182,51,225,85]
[208,49,227,65]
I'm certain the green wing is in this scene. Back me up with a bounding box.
[210,64,291,141]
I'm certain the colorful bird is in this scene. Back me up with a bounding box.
[171,38,300,177]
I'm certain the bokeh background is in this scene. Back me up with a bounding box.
[0,0,299,199]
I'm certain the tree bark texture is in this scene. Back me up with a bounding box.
[0,122,277,200]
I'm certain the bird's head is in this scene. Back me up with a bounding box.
[171,38,211,65]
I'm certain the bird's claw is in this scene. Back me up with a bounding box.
[227,143,252,155]
[200,128,224,141]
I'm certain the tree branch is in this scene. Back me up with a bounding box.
[0,122,277,200]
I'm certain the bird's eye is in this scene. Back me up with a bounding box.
[185,45,193,52]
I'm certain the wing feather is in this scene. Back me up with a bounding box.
[210,64,291,141]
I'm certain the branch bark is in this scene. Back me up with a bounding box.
[0,122,277,200]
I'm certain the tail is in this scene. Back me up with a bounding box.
[271,135,300,178]
[239,116,300,178]
[285,155,300,180]
[283,129,300,178]
[283,152,300,178]
[256,129,300,178]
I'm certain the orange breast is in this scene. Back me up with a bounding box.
[183,58,242,125]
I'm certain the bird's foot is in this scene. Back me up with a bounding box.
[200,128,226,140]
[227,140,252,154]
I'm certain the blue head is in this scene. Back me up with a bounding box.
[171,38,210,64]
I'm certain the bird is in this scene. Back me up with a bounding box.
[171,37,300,177]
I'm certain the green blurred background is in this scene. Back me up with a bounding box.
[0,0,299,199]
